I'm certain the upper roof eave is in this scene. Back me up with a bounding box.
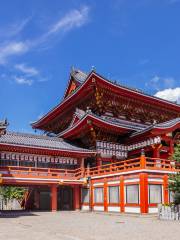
[31,70,180,130]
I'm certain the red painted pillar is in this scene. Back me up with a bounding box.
[139,173,148,214]
[74,185,80,210]
[104,181,108,212]
[152,144,162,158]
[120,176,125,212]
[51,184,57,212]
[163,175,169,204]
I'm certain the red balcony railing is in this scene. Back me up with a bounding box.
[84,157,180,177]
[0,157,179,183]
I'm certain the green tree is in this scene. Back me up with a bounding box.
[0,186,26,204]
[173,144,180,163]
[169,144,180,205]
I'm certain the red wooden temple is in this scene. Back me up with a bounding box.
[0,68,180,213]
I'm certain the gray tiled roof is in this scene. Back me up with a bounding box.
[75,109,147,131]
[100,115,147,131]
[130,118,180,138]
[0,131,94,152]
[59,110,148,137]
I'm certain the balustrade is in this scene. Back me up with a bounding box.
[0,158,179,182]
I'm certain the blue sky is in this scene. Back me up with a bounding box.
[0,0,180,133]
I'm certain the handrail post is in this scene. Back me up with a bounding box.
[140,149,146,169]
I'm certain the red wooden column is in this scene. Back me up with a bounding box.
[51,184,57,212]
[139,173,148,214]
[120,176,125,212]
[163,175,169,204]
[152,144,162,158]
[73,185,80,210]
[104,180,108,212]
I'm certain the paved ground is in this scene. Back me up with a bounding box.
[0,211,179,240]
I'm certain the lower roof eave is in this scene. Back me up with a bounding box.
[0,143,97,157]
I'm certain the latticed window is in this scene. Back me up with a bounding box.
[108,186,119,204]
[126,185,139,204]
[81,188,89,203]
[149,184,162,204]
[94,187,104,203]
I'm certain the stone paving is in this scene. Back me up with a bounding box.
[0,211,179,240]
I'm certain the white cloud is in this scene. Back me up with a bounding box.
[0,41,29,64]
[34,6,90,45]
[14,63,39,76]
[48,6,89,35]
[0,6,90,65]
[146,75,175,91]
[14,76,33,86]
[0,17,30,38]
[155,87,180,104]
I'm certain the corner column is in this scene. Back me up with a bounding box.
[163,175,169,204]
[139,173,148,214]
[51,184,57,212]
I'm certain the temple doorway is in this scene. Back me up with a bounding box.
[39,190,51,210]
[57,186,73,210]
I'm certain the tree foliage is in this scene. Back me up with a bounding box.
[0,186,26,204]
[173,144,180,163]
[168,144,180,204]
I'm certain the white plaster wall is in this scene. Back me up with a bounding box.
[108,206,120,212]
[125,207,140,213]
[107,181,119,185]
[124,178,139,183]
[93,183,104,186]
[81,205,89,211]
[93,206,104,211]
[148,207,158,213]
[148,178,163,183]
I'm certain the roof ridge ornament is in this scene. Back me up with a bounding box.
[86,106,92,114]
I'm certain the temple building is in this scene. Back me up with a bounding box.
[0,68,180,213]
